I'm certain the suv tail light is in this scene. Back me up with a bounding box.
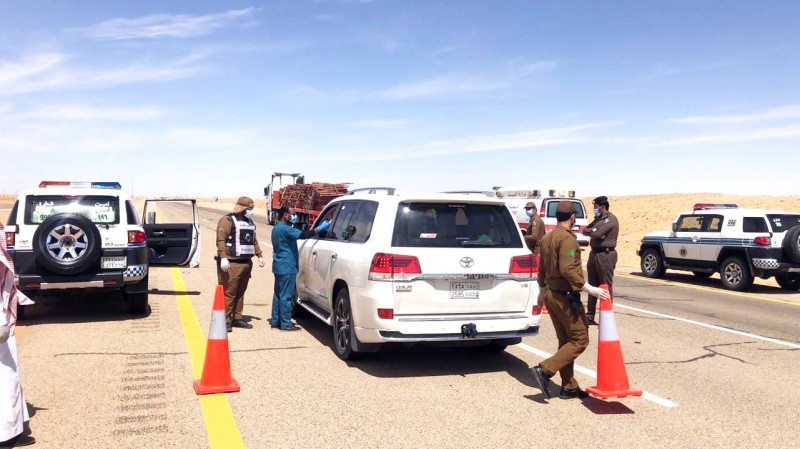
[539,203,546,218]
[753,236,771,246]
[128,230,147,244]
[532,305,542,315]
[509,254,538,280]
[5,230,14,248]
[369,253,422,281]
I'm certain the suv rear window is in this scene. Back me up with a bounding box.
[766,214,800,232]
[544,200,586,219]
[25,195,120,225]
[392,202,522,248]
[743,217,769,233]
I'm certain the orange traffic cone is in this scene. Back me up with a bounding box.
[193,285,240,395]
[586,284,642,400]
[542,304,548,314]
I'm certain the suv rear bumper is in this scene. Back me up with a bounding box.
[748,248,800,272]
[371,325,539,342]
[355,316,540,343]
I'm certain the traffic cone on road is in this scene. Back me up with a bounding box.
[194,285,240,395]
[586,284,642,400]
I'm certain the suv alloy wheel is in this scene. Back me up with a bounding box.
[719,256,753,291]
[640,248,666,278]
[33,213,102,275]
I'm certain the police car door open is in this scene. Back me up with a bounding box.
[141,199,201,267]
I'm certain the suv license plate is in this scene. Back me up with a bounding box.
[450,282,479,299]
[101,256,127,269]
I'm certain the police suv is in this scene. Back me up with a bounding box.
[637,203,800,291]
[5,181,199,317]
[294,188,542,360]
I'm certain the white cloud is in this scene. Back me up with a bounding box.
[355,119,410,128]
[17,105,164,121]
[0,52,205,97]
[374,61,556,100]
[0,53,66,84]
[667,104,800,125]
[81,8,259,40]
[653,124,800,146]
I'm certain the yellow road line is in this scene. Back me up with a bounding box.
[171,268,245,449]
[616,272,800,307]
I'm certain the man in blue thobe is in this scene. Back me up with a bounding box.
[270,206,327,331]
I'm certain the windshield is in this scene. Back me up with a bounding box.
[544,199,586,219]
[766,214,800,233]
[392,202,522,248]
[25,195,120,225]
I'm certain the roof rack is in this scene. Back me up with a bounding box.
[39,181,122,189]
[442,190,496,197]
[346,187,397,196]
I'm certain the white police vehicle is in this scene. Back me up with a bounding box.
[637,203,800,291]
[493,187,590,246]
[294,188,542,360]
[5,181,199,316]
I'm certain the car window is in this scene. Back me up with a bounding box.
[766,214,800,233]
[24,195,120,225]
[315,203,340,239]
[126,200,140,225]
[677,215,704,231]
[706,215,723,232]
[743,217,769,233]
[328,201,358,242]
[544,200,586,219]
[347,201,378,244]
[392,202,522,248]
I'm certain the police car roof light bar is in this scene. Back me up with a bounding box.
[39,181,122,189]
[693,203,738,210]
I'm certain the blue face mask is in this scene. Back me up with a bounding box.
[593,208,600,217]
[525,209,534,218]
[290,214,298,224]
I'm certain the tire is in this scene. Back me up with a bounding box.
[127,292,149,315]
[775,273,800,290]
[719,257,753,291]
[692,271,713,279]
[640,248,666,278]
[332,288,361,361]
[32,213,102,275]
[783,226,800,264]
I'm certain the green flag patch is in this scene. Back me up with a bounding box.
[566,249,576,257]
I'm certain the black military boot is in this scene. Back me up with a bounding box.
[559,387,589,399]
[530,365,552,399]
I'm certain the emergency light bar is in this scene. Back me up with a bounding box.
[39,181,122,189]
[547,190,576,198]
[693,203,738,210]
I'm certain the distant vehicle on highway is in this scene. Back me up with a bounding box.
[294,188,542,360]
[263,171,349,227]
[4,181,200,317]
[637,203,800,291]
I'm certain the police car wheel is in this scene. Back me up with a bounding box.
[775,273,800,290]
[719,257,753,291]
[32,213,102,276]
[640,248,666,278]
[783,226,800,264]
[332,288,361,361]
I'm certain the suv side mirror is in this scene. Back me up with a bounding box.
[671,223,678,233]
[264,186,270,196]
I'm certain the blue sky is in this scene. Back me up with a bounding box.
[1,1,799,199]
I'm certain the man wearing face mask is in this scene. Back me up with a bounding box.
[523,201,546,255]
[530,201,610,400]
[216,196,265,332]
[270,206,328,331]
[582,196,619,325]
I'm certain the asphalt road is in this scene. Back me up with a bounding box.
[13,202,800,448]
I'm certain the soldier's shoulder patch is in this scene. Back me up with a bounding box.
[566,249,576,257]
[604,218,610,223]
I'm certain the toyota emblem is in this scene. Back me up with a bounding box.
[460,257,474,268]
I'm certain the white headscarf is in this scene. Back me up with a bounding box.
[1,222,33,330]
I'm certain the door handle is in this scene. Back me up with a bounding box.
[153,231,165,237]
[312,250,318,256]
[331,253,337,260]
[692,236,699,243]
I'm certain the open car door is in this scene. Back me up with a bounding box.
[142,199,201,267]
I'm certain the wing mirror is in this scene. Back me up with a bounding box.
[671,223,678,233]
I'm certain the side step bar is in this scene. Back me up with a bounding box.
[298,298,333,325]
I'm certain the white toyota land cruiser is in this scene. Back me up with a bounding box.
[5,181,199,317]
[294,188,542,360]
[637,203,800,291]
